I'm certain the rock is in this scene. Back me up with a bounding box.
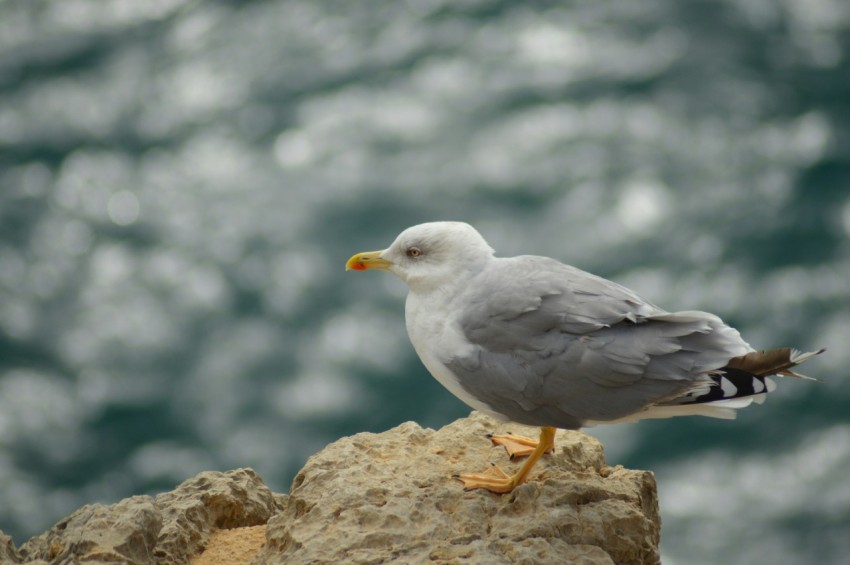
[255,412,661,564]
[153,468,282,563]
[1,531,21,564]
[17,496,161,564]
[6,413,661,564]
[13,468,282,564]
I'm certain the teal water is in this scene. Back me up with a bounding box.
[1,1,848,562]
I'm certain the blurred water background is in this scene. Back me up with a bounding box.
[1,0,849,562]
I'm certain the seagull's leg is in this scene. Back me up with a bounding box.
[454,426,556,493]
[488,430,556,459]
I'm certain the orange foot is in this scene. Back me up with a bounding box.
[488,431,555,459]
[453,465,517,494]
[453,426,556,494]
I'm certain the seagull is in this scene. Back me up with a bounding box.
[345,221,824,493]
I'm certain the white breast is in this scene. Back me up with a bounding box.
[405,291,508,421]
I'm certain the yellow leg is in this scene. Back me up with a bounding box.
[454,427,557,493]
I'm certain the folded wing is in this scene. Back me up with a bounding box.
[445,256,756,428]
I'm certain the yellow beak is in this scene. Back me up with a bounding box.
[345,250,393,272]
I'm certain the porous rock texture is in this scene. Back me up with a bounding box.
[2,412,661,564]
[256,411,660,564]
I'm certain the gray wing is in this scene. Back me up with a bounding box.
[445,256,752,428]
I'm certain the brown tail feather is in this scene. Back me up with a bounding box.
[725,347,826,380]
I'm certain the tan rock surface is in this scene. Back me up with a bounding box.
[191,525,267,565]
[255,412,660,564]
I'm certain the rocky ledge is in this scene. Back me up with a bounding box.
[1,412,661,564]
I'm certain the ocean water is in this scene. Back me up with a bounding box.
[1,0,848,562]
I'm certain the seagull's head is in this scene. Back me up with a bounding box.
[346,221,495,292]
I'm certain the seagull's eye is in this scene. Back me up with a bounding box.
[406,246,422,258]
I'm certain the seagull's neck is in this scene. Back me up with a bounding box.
[403,259,487,352]
[400,254,494,349]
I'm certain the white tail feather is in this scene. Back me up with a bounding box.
[586,387,775,426]
[790,348,826,365]
[586,403,739,425]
